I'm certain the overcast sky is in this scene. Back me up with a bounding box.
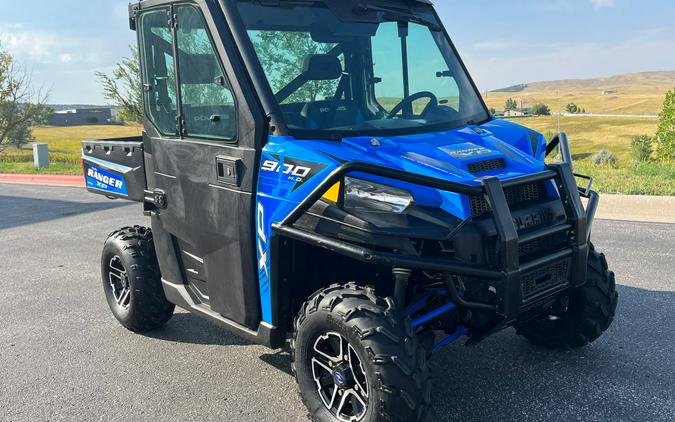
[1,0,674,104]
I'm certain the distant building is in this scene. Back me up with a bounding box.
[602,90,618,95]
[504,109,530,117]
[47,108,112,126]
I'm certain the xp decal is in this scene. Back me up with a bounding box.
[83,162,128,196]
[257,202,269,279]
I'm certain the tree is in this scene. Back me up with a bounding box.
[0,43,50,151]
[656,88,675,160]
[489,107,496,115]
[566,102,579,114]
[504,98,518,111]
[631,135,654,162]
[530,103,551,116]
[96,46,143,124]
[252,31,340,103]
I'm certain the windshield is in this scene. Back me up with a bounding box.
[237,1,489,139]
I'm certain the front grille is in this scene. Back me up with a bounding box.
[521,259,571,300]
[518,231,568,258]
[467,158,506,174]
[470,195,492,216]
[485,231,568,268]
[470,181,548,217]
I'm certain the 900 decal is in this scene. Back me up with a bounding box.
[261,159,312,181]
[260,156,327,189]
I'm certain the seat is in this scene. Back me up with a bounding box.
[301,100,364,129]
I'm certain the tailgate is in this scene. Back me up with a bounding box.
[82,136,146,202]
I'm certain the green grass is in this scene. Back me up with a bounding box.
[574,162,675,196]
[517,115,659,163]
[0,161,82,175]
[518,115,675,195]
[30,125,141,154]
[0,124,141,176]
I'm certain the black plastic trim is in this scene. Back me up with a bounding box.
[162,280,285,348]
[274,161,591,320]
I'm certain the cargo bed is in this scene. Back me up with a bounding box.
[81,136,147,202]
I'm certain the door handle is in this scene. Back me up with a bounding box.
[216,156,241,187]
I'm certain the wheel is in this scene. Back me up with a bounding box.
[291,283,430,422]
[515,244,618,349]
[101,226,174,332]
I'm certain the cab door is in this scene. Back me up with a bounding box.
[136,2,262,329]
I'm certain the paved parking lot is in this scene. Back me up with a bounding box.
[1,184,674,421]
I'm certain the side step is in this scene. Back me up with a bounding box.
[161,280,286,349]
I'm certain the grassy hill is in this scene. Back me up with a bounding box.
[484,71,675,195]
[485,70,675,115]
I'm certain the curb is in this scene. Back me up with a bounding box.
[594,194,675,224]
[0,173,84,188]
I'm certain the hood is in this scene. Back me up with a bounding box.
[340,120,547,186]
[261,119,549,219]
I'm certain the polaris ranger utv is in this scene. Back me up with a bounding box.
[83,0,618,420]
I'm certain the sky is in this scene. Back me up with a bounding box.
[1,0,675,104]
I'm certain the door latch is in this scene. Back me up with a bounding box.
[143,189,167,216]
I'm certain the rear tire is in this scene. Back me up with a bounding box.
[291,283,430,422]
[101,226,174,332]
[515,244,618,349]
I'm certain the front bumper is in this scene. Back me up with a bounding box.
[273,160,597,321]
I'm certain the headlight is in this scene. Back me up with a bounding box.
[343,177,414,213]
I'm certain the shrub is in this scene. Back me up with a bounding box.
[566,103,579,113]
[656,88,675,160]
[530,103,551,116]
[504,98,518,111]
[631,135,654,163]
[592,149,619,167]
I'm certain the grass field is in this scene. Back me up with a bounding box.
[0,162,82,175]
[509,115,674,196]
[517,115,659,163]
[30,125,141,154]
[574,162,675,196]
[485,91,665,116]
[0,124,141,175]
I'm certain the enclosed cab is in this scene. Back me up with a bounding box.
[85,1,618,421]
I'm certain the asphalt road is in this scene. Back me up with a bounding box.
[1,184,673,422]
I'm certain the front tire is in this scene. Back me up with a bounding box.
[516,244,618,349]
[101,226,174,332]
[291,283,430,422]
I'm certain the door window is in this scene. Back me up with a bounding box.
[139,8,178,136]
[176,5,236,141]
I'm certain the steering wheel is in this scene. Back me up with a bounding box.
[386,91,438,119]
